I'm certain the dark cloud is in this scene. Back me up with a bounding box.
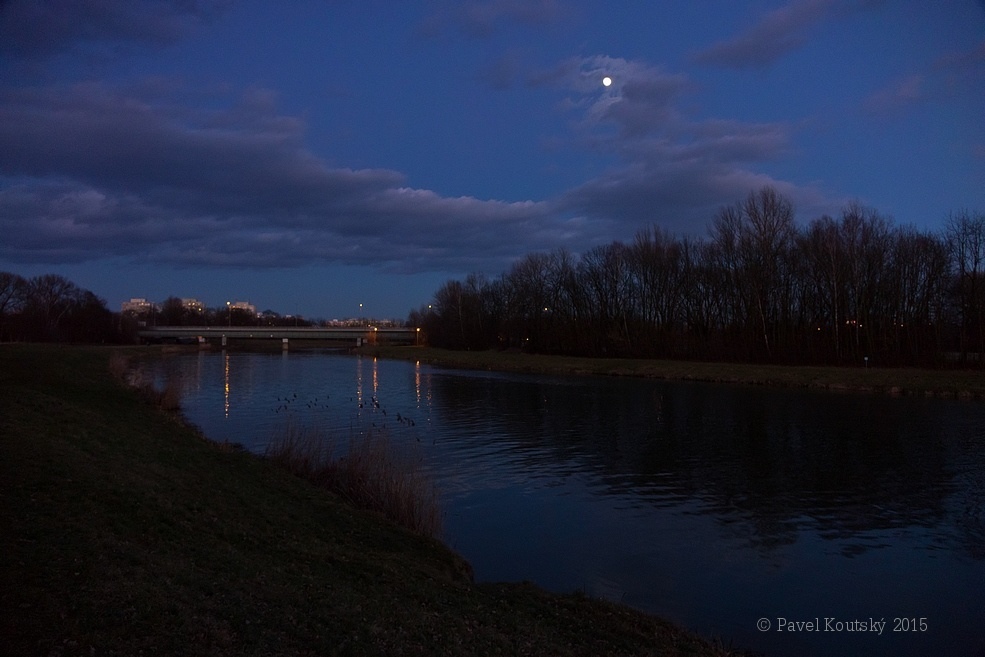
[0,179,191,263]
[0,43,833,278]
[933,40,985,90]
[692,0,883,69]
[863,40,985,115]
[477,51,525,89]
[419,0,566,39]
[0,82,563,272]
[0,0,228,60]
[0,84,402,215]
[559,163,782,233]
[862,74,925,114]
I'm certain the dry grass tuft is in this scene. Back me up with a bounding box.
[155,374,183,411]
[108,352,183,411]
[108,351,130,380]
[265,421,442,539]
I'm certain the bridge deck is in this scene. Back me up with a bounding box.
[137,325,418,344]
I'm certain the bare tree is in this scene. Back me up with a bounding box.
[627,225,687,357]
[946,210,985,363]
[0,271,27,341]
[838,203,893,362]
[798,216,845,361]
[578,242,634,355]
[741,186,796,358]
[883,226,950,364]
[21,274,83,341]
[709,186,796,360]
[430,275,495,350]
[159,297,187,326]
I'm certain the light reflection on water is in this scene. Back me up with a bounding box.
[163,349,985,657]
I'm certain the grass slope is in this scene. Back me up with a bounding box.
[1,345,733,657]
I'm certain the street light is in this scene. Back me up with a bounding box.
[226,301,231,328]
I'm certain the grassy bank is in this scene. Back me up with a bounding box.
[359,345,985,400]
[1,344,735,657]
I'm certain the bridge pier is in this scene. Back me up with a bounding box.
[282,338,289,350]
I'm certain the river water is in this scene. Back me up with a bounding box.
[161,349,985,657]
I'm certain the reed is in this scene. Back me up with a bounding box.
[265,421,442,539]
[107,351,130,379]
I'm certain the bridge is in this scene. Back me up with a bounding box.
[137,325,419,347]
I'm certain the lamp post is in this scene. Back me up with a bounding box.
[226,301,231,328]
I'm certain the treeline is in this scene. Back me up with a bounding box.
[0,275,324,343]
[0,272,409,344]
[142,298,317,328]
[412,187,985,368]
[0,272,122,343]
[131,299,403,328]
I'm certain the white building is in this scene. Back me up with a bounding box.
[229,300,257,315]
[121,298,157,314]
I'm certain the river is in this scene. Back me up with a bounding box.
[160,349,985,657]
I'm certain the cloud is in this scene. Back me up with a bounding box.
[933,40,985,98]
[0,84,399,213]
[0,42,837,280]
[862,74,925,114]
[477,50,525,89]
[0,82,564,273]
[0,68,816,274]
[0,0,228,60]
[693,0,882,69]
[531,55,691,135]
[862,41,984,115]
[418,0,566,39]
[934,40,985,71]
[531,55,824,235]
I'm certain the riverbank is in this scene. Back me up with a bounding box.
[0,344,735,657]
[358,345,985,400]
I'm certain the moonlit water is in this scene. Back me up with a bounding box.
[162,349,985,657]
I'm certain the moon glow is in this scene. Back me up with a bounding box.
[602,76,612,87]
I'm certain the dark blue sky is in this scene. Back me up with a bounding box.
[1,0,983,320]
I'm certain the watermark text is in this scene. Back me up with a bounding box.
[757,617,928,635]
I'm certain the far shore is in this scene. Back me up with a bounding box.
[357,345,985,401]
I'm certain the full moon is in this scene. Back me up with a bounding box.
[602,76,612,87]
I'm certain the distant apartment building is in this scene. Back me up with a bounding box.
[229,300,257,315]
[121,297,157,314]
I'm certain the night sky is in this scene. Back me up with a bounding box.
[1,1,983,320]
